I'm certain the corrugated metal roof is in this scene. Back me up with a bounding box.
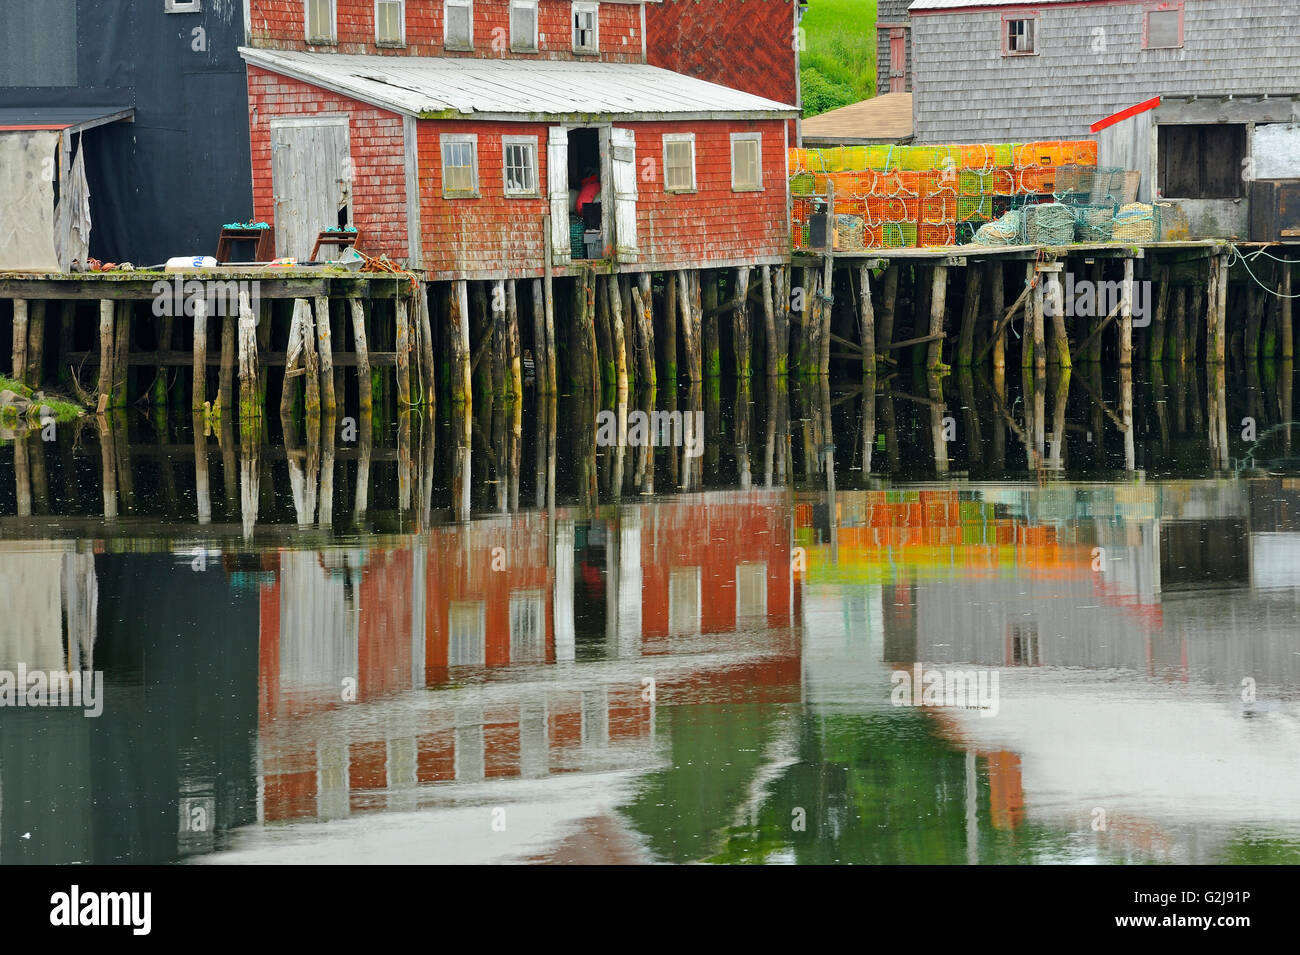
[239,49,799,121]
[910,0,1085,10]
[0,106,133,132]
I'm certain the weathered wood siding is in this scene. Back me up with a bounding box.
[875,0,912,95]
[248,66,410,260]
[416,118,788,278]
[911,0,1300,143]
[248,0,644,63]
[645,0,800,107]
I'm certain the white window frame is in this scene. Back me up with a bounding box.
[509,590,546,663]
[448,601,486,666]
[730,132,763,192]
[663,133,696,194]
[444,0,473,51]
[502,135,540,198]
[735,562,768,622]
[1002,14,1037,56]
[165,0,202,12]
[510,0,539,53]
[441,133,480,198]
[572,2,599,55]
[375,0,406,46]
[304,0,337,44]
[668,566,702,635]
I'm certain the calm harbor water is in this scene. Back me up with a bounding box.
[2,364,1300,864]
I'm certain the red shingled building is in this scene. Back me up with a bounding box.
[241,0,799,280]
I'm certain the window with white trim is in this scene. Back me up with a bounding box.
[445,0,472,50]
[663,133,696,193]
[305,0,336,43]
[735,563,767,623]
[509,591,546,663]
[165,0,202,12]
[1003,15,1035,55]
[502,135,539,197]
[731,132,762,191]
[668,566,701,635]
[441,133,479,198]
[376,0,405,45]
[572,2,598,55]
[510,0,538,52]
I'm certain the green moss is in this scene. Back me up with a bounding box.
[0,375,84,424]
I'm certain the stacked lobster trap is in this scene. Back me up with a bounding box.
[788,140,1143,251]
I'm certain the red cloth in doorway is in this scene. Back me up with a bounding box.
[576,174,600,214]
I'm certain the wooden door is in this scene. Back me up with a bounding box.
[271,117,351,260]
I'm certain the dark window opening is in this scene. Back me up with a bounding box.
[567,127,602,260]
[1005,17,1035,54]
[1158,123,1246,199]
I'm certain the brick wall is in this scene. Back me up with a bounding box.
[249,0,643,62]
[247,66,410,260]
[645,0,799,107]
[417,117,789,277]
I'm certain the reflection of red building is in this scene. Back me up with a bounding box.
[256,494,800,824]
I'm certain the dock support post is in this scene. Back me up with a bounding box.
[877,265,898,356]
[1171,286,1187,366]
[987,262,1005,380]
[1282,259,1294,361]
[1044,263,1070,368]
[762,265,778,376]
[1020,264,1035,373]
[506,278,522,401]
[1217,252,1229,365]
[1151,263,1169,361]
[927,264,948,372]
[111,301,131,408]
[733,265,752,380]
[703,271,720,377]
[350,299,372,416]
[593,275,613,388]
[1119,257,1134,367]
[450,280,471,404]
[395,294,412,407]
[11,299,28,385]
[192,298,208,411]
[607,274,628,395]
[632,273,655,391]
[795,266,813,373]
[26,300,45,387]
[858,263,876,375]
[1245,282,1263,361]
[314,296,335,414]
[95,301,114,410]
[677,270,701,382]
[820,254,834,376]
[301,298,320,418]
[532,278,547,394]
[956,264,982,366]
[418,284,436,408]
[1032,270,1047,374]
[57,301,74,389]
[663,272,678,388]
[238,289,260,422]
[216,306,235,414]
[1086,261,1104,363]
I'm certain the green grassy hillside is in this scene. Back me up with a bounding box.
[800,0,877,117]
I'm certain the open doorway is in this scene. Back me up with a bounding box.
[567,126,603,260]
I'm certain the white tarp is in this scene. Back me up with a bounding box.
[53,136,91,269]
[0,130,61,272]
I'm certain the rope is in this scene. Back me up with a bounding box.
[1228,244,1300,299]
[1024,203,1076,245]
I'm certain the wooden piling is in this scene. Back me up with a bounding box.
[761,265,778,376]
[238,289,260,420]
[733,265,752,379]
[607,274,628,394]
[11,299,28,384]
[1119,257,1134,367]
[26,300,45,386]
[664,271,678,387]
[506,279,522,401]
[593,274,614,388]
[632,273,655,391]
[677,270,702,382]
[1031,272,1047,374]
[1019,264,1034,372]
[417,285,436,407]
[111,301,131,408]
[216,307,235,413]
[531,278,547,393]
[191,298,207,411]
[986,262,1005,378]
[57,301,75,389]
[1086,261,1104,363]
[820,254,834,376]
[1216,253,1229,366]
[1276,258,1293,361]
[301,298,321,417]
[449,280,471,404]
[956,265,982,366]
[858,263,876,374]
[346,298,372,416]
[927,264,948,372]
[1151,263,1170,361]
[1046,265,1070,368]
[311,296,334,414]
[395,294,412,407]
[803,268,821,375]
[701,271,720,377]
[877,265,898,355]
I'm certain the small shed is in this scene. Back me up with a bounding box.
[240,49,799,280]
[0,107,133,271]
